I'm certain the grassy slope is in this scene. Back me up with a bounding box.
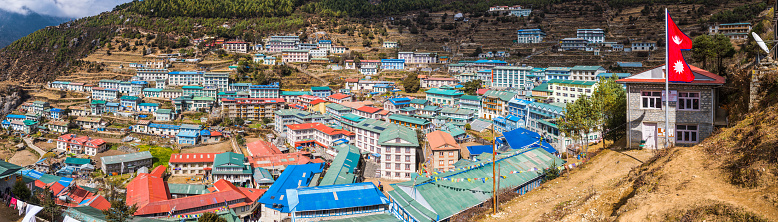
[478,104,778,221]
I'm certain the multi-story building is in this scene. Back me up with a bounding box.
[545,67,571,80]
[353,106,388,120]
[479,90,517,120]
[359,65,378,75]
[439,107,476,123]
[383,41,398,48]
[282,50,309,63]
[142,88,163,98]
[222,41,248,53]
[211,152,252,187]
[325,103,352,121]
[454,72,478,83]
[388,114,433,133]
[100,151,153,174]
[381,59,405,70]
[507,98,532,121]
[221,98,284,120]
[420,77,459,89]
[383,98,412,113]
[168,71,204,86]
[176,124,201,145]
[398,52,437,64]
[309,48,328,58]
[577,28,605,43]
[425,88,463,106]
[491,66,531,91]
[134,69,168,81]
[317,40,332,50]
[570,65,607,81]
[560,38,588,51]
[311,86,332,98]
[424,130,460,172]
[709,23,752,40]
[331,46,348,54]
[91,87,119,101]
[517,29,546,43]
[249,82,280,98]
[168,153,217,176]
[203,72,229,90]
[160,88,183,99]
[285,122,355,149]
[56,134,107,156]
[120,96,142,111]
[266,39,298,52]
[548,79,597,104]
[273,109,324,134]
[459,95,481,111]
[351,118,419,180]
[631,42,656,51]
[30,101,49,115]
[98,79,121,89]
[617,64,726,149]
[327,93,352,103]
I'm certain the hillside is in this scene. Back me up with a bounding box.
[0,0,766,85]
[472,96,778,221]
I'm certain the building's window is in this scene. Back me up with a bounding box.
[676,125,698,143]
[641,91,662,109]
[385,154,391,161]
[385,163,390,169]
[439,160,444,166]
[448,151,454,156]
[678,92,700,110]
[395,163,400,169]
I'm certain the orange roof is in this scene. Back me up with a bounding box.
[210,131,223,137]
[286,122,355,136]
[126,173,170,208]
[169,153,219,163]
[246,140,281,157]
[135,189,246,216]
[426,130,460,150]
[150,165,166,177]
[345,79,359,82]
[328,93,351,100]
[309,99,327,105]
[50,182,66,196]
[238,187,266,202]
[340,101,372,109]
[248,152,314,168]
[86,195,111,210]
[311,158,325,163]
[476,88,489,95]
[356,106,382,114]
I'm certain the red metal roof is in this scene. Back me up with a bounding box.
[426,130,460,151]
[356,106,382,114]
[248,152,315,168]
[150,165,166,177]
[126,173,170,208]
[309,99,327,105]
[476,88,489,95]
[169,153,219,163]
[210,131,223,137]
[615,64,725,85]
[246,140,281,157]
[328,93,351,100]
[345,79,359,82]
[50,182,66,196]
[286,122,355,136]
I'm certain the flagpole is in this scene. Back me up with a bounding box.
[664,8,670,150]
[492,123,497,214]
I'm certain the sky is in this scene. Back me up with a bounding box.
[0,0,132,18]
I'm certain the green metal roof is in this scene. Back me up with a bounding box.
[532,83,551,92]
[387,147,563,221]
[139,103,159,107]
[280,91,312,96]
[192,97,215,101]
[182,86,203,89]
[311,86,331,91]
[91,100,107,105]
[570,65,604,71]
[143,88,163,92]
[547,79,596,86]
[213,152,244,168]
[421,105,441,112]
[536,118,558,128]
[325,103,351,111]
[389,114,430,126]
[341,113,365,122]
[0,161,22,179]
[156,109,172,114]
[483,90,517,101]
[64,157,90,165]
[120,96,140,100]
[459,95,481,101]
[425,88,463,96]
[440,107,476,115]
[410,99,428,104]
[319,144,361,186]
[167,183,211,195]
[442,123,466,138]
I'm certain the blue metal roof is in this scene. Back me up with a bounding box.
[259,163,325,213]
[467,145,492,156]
[200,129,211,136]
[286,182,389,212]
[6,114,26,119]
[616,62,643,68]
[500,128,556,154]
[381,59,405,63]
[176,130,199,138]
[168,71,203,74]
[473,60,508,64]
[388,98,411,106]
[149,123,180,130]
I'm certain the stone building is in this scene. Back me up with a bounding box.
[617,65,727,149]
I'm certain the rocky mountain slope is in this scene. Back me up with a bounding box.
[0,10,71,48]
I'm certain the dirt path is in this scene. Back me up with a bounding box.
[481,149,653,222]
[8,149,38,166]
[181,141,234,154]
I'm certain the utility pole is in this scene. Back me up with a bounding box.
[492,124,497,214]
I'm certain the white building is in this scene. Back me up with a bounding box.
[398,52,437,64]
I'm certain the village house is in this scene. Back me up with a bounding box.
[577,28,605,43]
[480,90,517,120]
[570,65,607,81]
[168,153,217,176]
[327,93,352,103]
[211,152,253,187]
[425,88,463,106]
[383,41,398,48]
[74,117,105,130]
[285,122,355,150]
[617,65,727,149]
[517,29,546,43]
[709,23,752,40]
[425,130,461,172]
[351,118,419,180]
[548,79,597,104]
[421,77,459,89]
[221,98,284,120]
[282,49,310,63]
[101,151,153,174]
[222,41,248,53]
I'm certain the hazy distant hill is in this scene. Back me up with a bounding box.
[0,10,70,48]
